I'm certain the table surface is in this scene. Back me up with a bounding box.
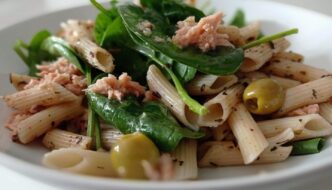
[0,0,331,189]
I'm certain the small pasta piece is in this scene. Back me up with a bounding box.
[276,76,332,116]
[198,84,244,127]
[319,102,332,124]
[262,60,331,83]
[228,103,269,164]
[211,123,231,141]
[271,51,304,63]
[43,148,117,177]
[171,139,198,180]
[198,129,294,167]
[239,21,261,43]
[258,114,332,140]
[17,100,84,144]
[3,82,79,112]
[240,38,290,72]
[270,75,301,89]
[101,128,123,150]
[147,65,199,130]
[42,129,92,150]
[217,25,244,46]
[186,74,238,95]
[72,37,114,73]
[9,73,35,91]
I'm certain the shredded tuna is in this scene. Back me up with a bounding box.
[5,112,31,139]
[89,73,145,101]
[58,20,95,43]
[172,12,234,52]
[287,104,320,116]
[24,57,87,95]
[142,153,174,181]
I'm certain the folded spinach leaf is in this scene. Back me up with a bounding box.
[87,91,204,151]
[230,9,246,28]
[173,62,197,84]
[14,30,54,76]
[118,4,244,75]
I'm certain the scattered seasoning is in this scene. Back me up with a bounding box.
[312,89,317,99]
[256,156,260,161]
[214,118,223,122]
[222,91,228,96]
[299,119,303,122]
[321,74,332,78]
[209,162,218,167]
[228,145,234,149]
[232,107,238,112]
[270,146,277,152]
[250,128,254,132]
[97,166,105,170]
[51,121,55,127]
[152,91,161,99]
[172,158,178,162]
[179,160,184,166]
[75,136,83,144]
[232,139,238,147]
[89,51,95,58]
[268,41,275,49]
[284,74,294,79]
[299,71,306,75]
[200,84,206,92]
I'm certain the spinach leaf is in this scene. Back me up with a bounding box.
[118,4,244,75]
[173,62,196,84]
[87,91,204,151]
[40,36,85,73]
[14,30,53,76]
[230,9,246,28]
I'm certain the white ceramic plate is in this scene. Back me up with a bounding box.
[1,0,332,190]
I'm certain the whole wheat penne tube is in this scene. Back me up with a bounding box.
[186,74,238,96]
[262,60,331,83]
[258,114,332,140]
[271,51,304,63]
[17,100,84,144]
[211,123,231,141]
[239,21,261,43]
[198,84,244,127]
[3,82,78,112]
[228,103,269,164]
[276,76,332,116]
[218,25,244,46]
[43,129,92,150]
[270,75,301,89]
[43,148,117,177]
[147,65,199,130]
[199,128,294,167]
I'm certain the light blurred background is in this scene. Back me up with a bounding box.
[0,0,331,190]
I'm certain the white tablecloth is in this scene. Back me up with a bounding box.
[0,0,331,189]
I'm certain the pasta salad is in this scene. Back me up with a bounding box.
[2,0,332,180]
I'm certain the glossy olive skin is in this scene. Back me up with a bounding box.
[111,132,160,179]
[243,78,285,115]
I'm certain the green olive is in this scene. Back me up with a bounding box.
[243,78,285,115]
[110,132,160,179]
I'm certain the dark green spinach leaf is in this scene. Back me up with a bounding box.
[87,91,204,151]
[230,9,246,28]
[173,62,196,84]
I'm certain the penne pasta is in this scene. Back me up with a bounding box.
[228,103,269,164]
[240,38,290,72]
[43,148,117,177]
[171,140,198,180]
[101,128,123,150]
[211,123,231,141]
[270,75,301,89]
[198,84,244,127]
[43,129,92,150]
[147,65,199,130]
[239,71,268,82]
[9,73,35,91]
[276,76,332,116]
[59,19,94,43]
[258,114,332,140]
[186,74,238,96]
[271,51,304,63]
[319,102,332,124]
[3,82,78,112]
[72,37,114,73]
[217,25,244,46]
[239,21,261,43]
[198,129,294,167]
[17,100,84,144]
[262,60,331,83]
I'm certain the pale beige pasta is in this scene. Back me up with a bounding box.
[227,103,269,164]
[198,129,294,167]
[270,75,301,89]
[59,19,94,43]
[239,71,268,82]
[262,60,331,83]
[211,123,231,141]
[17,100,84,144]
[240,38,290,72]
[42,129,92,150]
[9,73,35,91]
[43,148,117,177]
[101,128,123,150]
[239,21,261,43]
[319,102,332,124]
[271,51,304,63]
[72,37,114,73]
[258,114,332,140]
[198,84,244,127]
[3,82,78,112]
[186,74,238,95]
[276,76,332,116]
[217,25,244,46]
[147,65,199,130]
[171,140,198,180]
